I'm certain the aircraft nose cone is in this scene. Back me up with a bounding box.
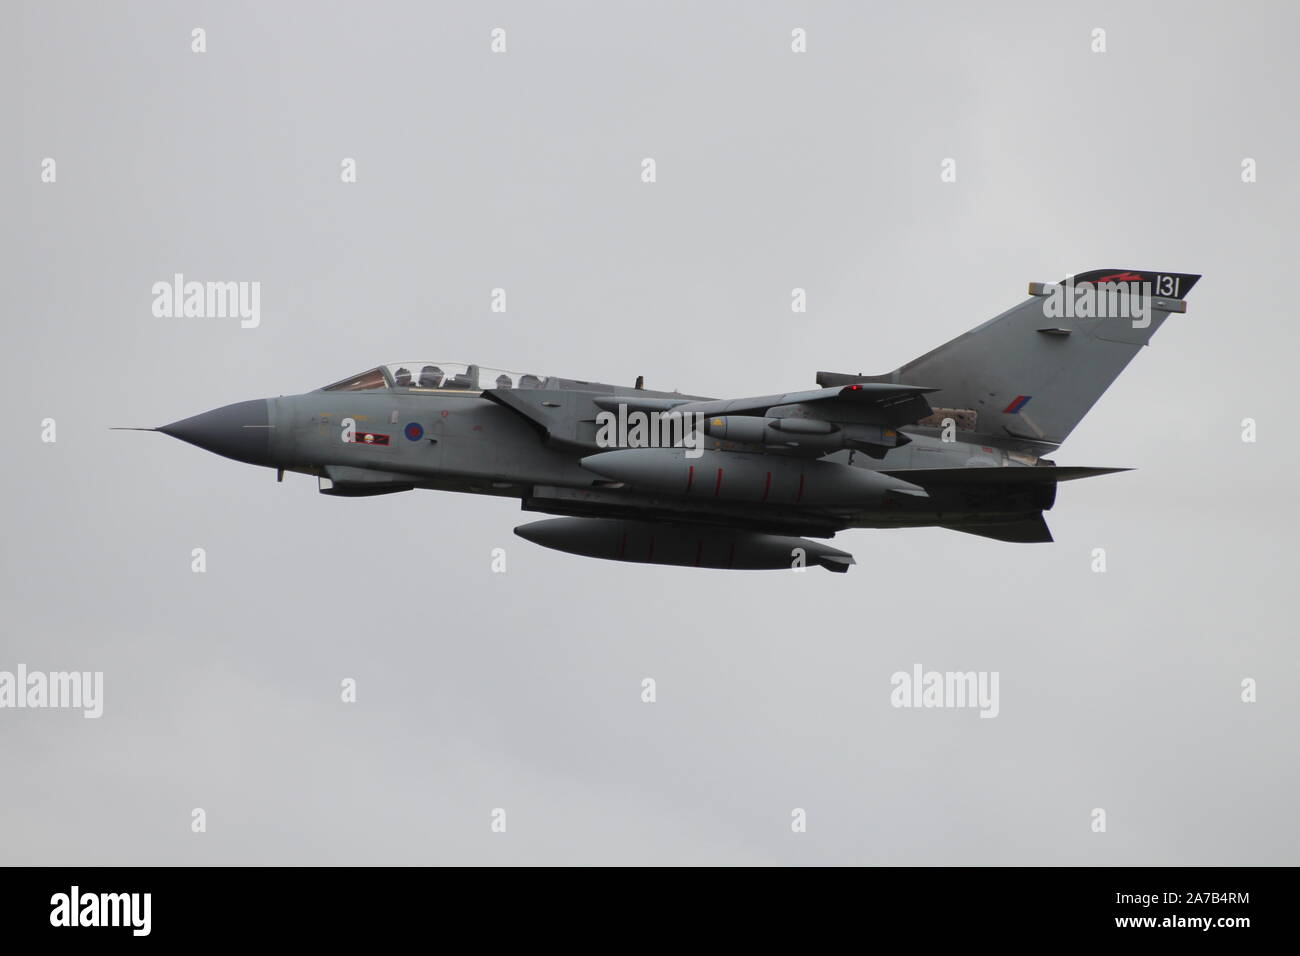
[159,399,272,466]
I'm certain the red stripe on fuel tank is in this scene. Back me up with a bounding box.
[761,471,772,502]
[795,472,805,503]
[714,468,724,497]
[685,465,694,493]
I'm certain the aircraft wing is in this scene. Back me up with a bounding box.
[674,383,938,428]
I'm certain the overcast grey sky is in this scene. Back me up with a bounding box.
[4,0,1297,864]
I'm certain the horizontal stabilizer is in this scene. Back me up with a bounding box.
[945,515,1053,543]
[880,465,1130,486]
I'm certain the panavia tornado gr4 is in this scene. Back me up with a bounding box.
[129,269,1199,572]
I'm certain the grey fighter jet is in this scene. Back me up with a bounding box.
[128,269,1199,572]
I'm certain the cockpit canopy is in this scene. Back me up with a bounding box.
[320,362,547,393]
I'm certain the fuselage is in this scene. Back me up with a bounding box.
[147,266,1200,567]
[160,361,1045,539]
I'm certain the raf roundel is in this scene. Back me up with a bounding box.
[404,422,424,441]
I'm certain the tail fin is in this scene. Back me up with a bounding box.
[820,269,1200,450]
